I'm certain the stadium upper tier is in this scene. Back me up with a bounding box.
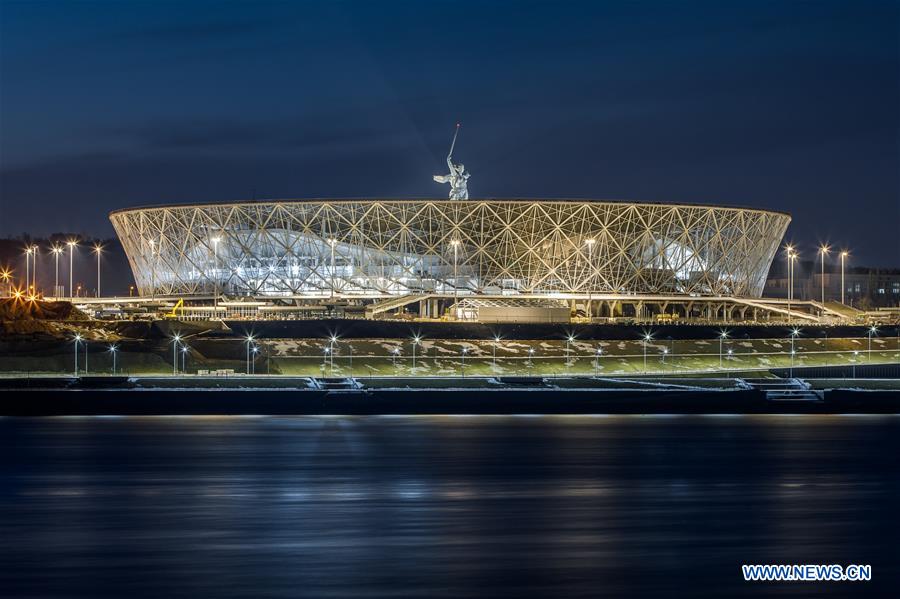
[109,199,790,299]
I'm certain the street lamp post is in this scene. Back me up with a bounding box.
[451,240,460,310]
[719,330,728,369]
[840,251,848,305]
[329,335,338,373]
[329,238,337,299]
[30,245,38,294]
[392,347,400,370]
[493,335,501,369]
[528,347,535,371]
[251,346,258,375]
[245,335,254,375]
[24,247,32,295]
[148,239,156,301]
[172,335,181,375]
[52,246,61,298]
[789,328,800,377]
[565,335,574,367]
[585,238,595,320]
[642,332,652,373]
[182,345,189,374]
[93,244,103,298]
[786,247,797,323]
[73,334,81,376]
[411,336,420,371]
[211,236,221,312]
[595,347,602,375]
[67,240,77,299]
[109,344,118,374]
[868,326,877,363]
[852,351,859,378]
[818,245,829,304]
[461,347,467,377]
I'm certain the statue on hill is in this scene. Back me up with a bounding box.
[433,123,470,200]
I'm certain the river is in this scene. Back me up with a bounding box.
[2,415,898,597]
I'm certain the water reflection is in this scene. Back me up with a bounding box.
[2,415,898,597]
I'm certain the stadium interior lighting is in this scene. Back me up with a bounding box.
[108,343,118,374]
[110,200,789,300]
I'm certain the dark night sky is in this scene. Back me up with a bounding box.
[1,0,898,266]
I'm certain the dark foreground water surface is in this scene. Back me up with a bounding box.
[2,415,899,598]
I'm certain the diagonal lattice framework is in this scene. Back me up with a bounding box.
[109,199,790,299]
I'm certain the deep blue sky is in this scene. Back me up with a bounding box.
[1,0,898,266]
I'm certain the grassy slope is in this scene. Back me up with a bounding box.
[2,336,897,377]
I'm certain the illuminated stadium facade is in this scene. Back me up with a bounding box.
[110,199,790,304]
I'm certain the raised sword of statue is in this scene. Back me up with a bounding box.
[433,123,470,200]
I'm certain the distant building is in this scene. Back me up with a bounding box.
[765,259,900,308]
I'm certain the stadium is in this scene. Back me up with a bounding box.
[110,199,797,321]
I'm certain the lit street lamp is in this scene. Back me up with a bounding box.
[109,344,118,374]
[411,335,421,370]
[0,269,11,296]
[392,347,400,370]
[329,335,338,371]
[182,345,190,374]
[789,328,800,377]
[451,239,460,308]
[642,331,652,373]
[93,244,103,297]
[73,334,82,376]
[67,240,77,299]
[718,330,728,369]
[147,239,156,300]
[528,347,535,370]
[868,326,877,363]
[211,236,221,312]
[24,247,31,295]
[840,251,849,305]
[28,245,38,294]
[585,238,595,320]
[329,238,337,299]
[172,334,181,375]
[786,246,798,323]
[818,245,829,304]
[565,334,575,367]
[245,335,254,375]
[493,335,502,368]
[461,346,467,377]
[595,347,603,374]
[51,246,62,298]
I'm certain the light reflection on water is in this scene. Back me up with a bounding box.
[2,415,899,597]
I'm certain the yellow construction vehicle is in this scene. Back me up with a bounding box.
[164,298,184,320]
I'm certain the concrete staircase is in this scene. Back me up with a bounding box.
[812,300,863,320]
[365,294,431,317]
